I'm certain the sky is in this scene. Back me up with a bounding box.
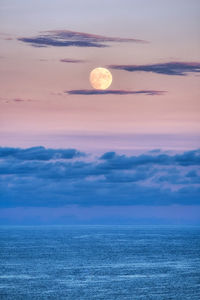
[0,0,200,225]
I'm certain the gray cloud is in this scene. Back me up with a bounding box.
[109,62,200,76]
[0,97,33,104]
[60,58,86,63]
[66,89,165,96]
[0,146,84,160]
[18,30,147,48]
[0,147,199,208]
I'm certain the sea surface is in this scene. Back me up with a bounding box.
[0,226,200,300]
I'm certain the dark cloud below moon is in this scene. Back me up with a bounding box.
[18,30,147,48]
[109,62,200,76]
[66,89,165,96]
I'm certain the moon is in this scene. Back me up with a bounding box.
[90,67,112,90]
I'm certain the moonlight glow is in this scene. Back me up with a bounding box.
[90,67,112,90]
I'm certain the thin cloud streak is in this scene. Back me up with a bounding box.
[109,62,200,76]
[0,97,33,104]
[18,30,147,48]
[66,89,165,96]
[60,58,86,63]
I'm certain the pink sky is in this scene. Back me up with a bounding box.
[0,0,200,150]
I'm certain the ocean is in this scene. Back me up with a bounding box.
[0,226,200,299]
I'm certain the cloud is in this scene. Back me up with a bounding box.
[0,97,33,104]
[66,89,165,96]
[109,62,200,76]
[100,149,200,167]
[12,98,33,103]
[0,147,200,208]
[18,30,147,48]
[0,146,84,160]
[60,58,86,63]
[13,98,24,102]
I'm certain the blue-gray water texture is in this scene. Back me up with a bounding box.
[0,226,200,299]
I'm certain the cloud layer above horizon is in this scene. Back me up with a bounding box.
[0,147,199,209]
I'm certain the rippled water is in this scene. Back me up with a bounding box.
[0,226,200,299]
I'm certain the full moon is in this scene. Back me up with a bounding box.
[90,67,112,90]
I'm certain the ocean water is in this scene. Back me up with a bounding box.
[0,226,200,300]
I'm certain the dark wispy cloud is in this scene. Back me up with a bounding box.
[0,97,33,104]
[109,62,200,76]
[12,98,33,103]
[18,30,147,48]
[60,58,86,63]
[0,147,199,208]
[66,89,165,96]
[13,98,25,102]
